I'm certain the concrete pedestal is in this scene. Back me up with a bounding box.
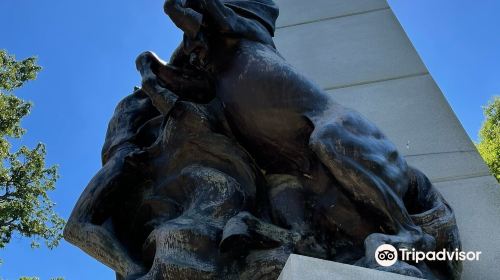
[278,255,418,280]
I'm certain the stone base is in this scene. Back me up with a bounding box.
[277,255,418,280]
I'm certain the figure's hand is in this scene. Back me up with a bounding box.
[136,51,178,114]
[136,51,215,105]
[136,51,166,80]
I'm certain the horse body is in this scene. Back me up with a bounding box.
[213,39,332,173]
[64,1,462,278]
[212,37,410,194]
[210,38,413,241]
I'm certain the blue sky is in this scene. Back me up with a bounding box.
[0,0,498,279]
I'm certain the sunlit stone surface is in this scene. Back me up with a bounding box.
[274,0,500,279]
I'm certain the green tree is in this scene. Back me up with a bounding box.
[477,96,500,183]
[0,49,64,249]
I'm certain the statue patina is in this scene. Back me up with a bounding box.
[65,1,462,279]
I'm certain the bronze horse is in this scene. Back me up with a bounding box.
[65,1,461,279]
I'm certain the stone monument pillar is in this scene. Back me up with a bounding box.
[274,0,500,279]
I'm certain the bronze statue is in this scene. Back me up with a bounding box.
[65,1,462,279]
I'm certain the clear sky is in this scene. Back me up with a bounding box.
[0,0,498,279]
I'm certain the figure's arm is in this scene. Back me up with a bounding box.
[198,0,274,45]
[200,0,237,33]
[163,0,273,45]
[164,0,203,39]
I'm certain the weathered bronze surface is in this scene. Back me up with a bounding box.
[65,1,462,279]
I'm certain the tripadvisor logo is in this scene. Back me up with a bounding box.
[375,244,482,267]
[375,244,398,267]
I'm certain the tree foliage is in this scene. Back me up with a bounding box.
[0,49,64,249]
[477,96,500,182]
